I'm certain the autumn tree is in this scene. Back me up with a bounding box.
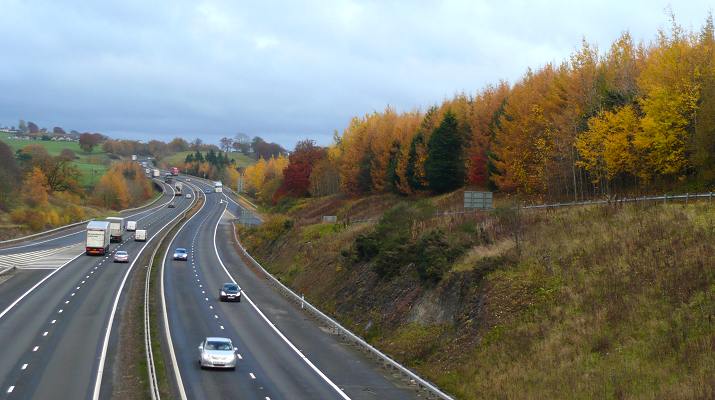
[79,133,102,152]
[23,167,50,207]
[0,141,19,208]
[278,140,326,197]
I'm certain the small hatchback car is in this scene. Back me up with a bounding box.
[198,337,238,369]
[113,250,129,263]
[219,282,241,302]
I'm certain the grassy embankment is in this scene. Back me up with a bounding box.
[0,132,110,187]
[160,150,255,170]
[238,193,715,399]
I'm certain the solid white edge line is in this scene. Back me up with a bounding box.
[160,182,208,400]
[91,183,189,400]
[211,196,351,400]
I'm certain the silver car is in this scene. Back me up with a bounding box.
[113,250,129,263]
[198,337,238,369]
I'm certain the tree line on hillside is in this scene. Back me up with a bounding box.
[244,15,715,204]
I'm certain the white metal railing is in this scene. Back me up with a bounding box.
[230,224,454,400]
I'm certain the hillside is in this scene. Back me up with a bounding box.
[237,194,715,399]
[0,132,109,187]
[160,150,255,170]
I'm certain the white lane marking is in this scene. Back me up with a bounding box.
[81,280,85,284]
[21,364,27,370]
[51,320,56,324]
[32,346,38,352]
[237,353,242,360]
[209,305,213,309]
[0,252,83,321]
[42,331,48,337]
[250,372,256,379]
[58,309,63,314]
[201,290,205,294]
[159,182,206,400]
[71,293,75,296]
[211,203,351,400]
[7,386,14,393]
[214,314,218,319]
[266,397,271,400]
[92,184,187,400]
[65,301,69,304]
[219,325,224,330]
[76,286,80,290]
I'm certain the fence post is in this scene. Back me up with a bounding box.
[686,192,689,205]
[664,193,667,204]
[710,192,712,204]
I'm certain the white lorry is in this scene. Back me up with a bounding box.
[134,229,147,242]
[152,169,160,178]
[214,181,223,193]
[131,154,137,161]
[126,220,137,231]
[86,221,111,255]
[175,182,183,196]
[106,217,125,243]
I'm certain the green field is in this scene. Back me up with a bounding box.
[161,150,256,169]
[0,132,109,187]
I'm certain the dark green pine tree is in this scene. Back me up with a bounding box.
[406,133,424,191]
[386,140,401,193]
[185,153,194,163]
[425,111,465,193]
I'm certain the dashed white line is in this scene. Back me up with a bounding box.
[214,314,218,319]
[250,372,256,379]
[32,346,39,352]
[71,293,75,297]
[219,325,224,330]
[7,386,14,393]
[58,309,63,314]
[21,363,28,370]
[42,331,48,337]
[51,320,56,324]
[65,300,69,304]
[237,353,242,360]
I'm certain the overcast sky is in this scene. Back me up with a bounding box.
[0,1,712,149]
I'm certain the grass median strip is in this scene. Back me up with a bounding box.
[111,194,203,399]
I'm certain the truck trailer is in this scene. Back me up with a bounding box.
[152,169,160,178]
[134,229,147,242]
[126,220,137,231]
[175,182,183,196]
[86,221,111,255]
[106,217,125,242]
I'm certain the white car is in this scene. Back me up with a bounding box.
[113,250,129,263]
[185,193,192,198]
[198,337,238,369]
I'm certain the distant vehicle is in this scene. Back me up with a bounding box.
[186,178,191,182]
[131,154,137,161]
[175,182,183,196]
[204,189,212,194]
[213,181,223,193]
[126,220,137,231]
[198,337,238,369]
[106,217,124,243]
[170,166,179,176]
[185,193,192,199]
[219,282,241,302]
[173,248,188,261]
[145,168,151,175]
[86,220,111,255]
[134,229,147,242]
[141,161,148,167]
[152,169,160,178]
[113,250,129,263]
[168,203,176,208]
[165,176,173,184]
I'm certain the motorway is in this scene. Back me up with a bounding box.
[162,178,416,399]
[0,174,425,400]
[0,179,195,399]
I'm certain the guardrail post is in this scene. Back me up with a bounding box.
[664,193,667,204]
[686,192,689,205]
[710,192,712,204]
[301,294,304,309]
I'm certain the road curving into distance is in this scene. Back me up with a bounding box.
[160,177,417,400]
[0,179,196,399]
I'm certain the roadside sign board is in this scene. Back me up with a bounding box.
[464,191,493,209]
